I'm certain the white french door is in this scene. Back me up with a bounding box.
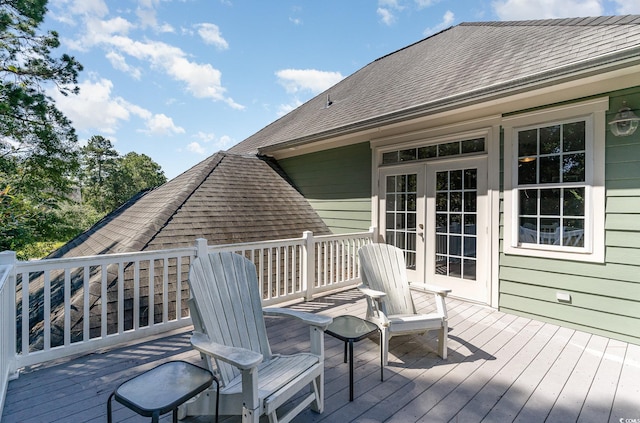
[379,157,489,303]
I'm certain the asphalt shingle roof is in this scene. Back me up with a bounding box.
[229,15,640,155]
[26,153,331,349]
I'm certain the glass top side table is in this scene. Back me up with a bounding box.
[325,315,383,401]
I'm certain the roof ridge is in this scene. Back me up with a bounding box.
[459,15,640,27]
[138,152,227,251]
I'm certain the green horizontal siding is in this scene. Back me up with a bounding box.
[499,89,640,346]
[278,142,372,233]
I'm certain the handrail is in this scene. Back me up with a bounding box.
[1,229,375,406]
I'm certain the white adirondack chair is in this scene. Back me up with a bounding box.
[180,251,332,423]
[358,243,451,365]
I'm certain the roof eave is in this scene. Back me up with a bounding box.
[259,46,640,155]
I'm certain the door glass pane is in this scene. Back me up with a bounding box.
[434,168,477,280]
[385,174,418,269]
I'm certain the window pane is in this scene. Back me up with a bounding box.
[563,153,585,183]
[463,259,476,280]
[383,151,398,164]
[540,156,560,183]
[520,189,537,215]
[518,160,537,185]
[540,218,560,245]
[407,174,417,192]
[396,213,405,229]
[397,194,406,211]
[386,176,395,193]
[464,192,477,212]
[519,217,538,244]
[562,219,584,247]
[418,145,437,159]
[386,198,395,212]
[449,236,461,255]
[399,148,416,162]
[450,192,462,212]
[464,169,477,189]
[450,214,462,233]
[396,175,406,192]
[439,141,460,156]
[464,215,476,234]
[518,129,537,157]
[436,193,448,211]
[563,121,585,152]
[464,237,476,258]
[407,194,417,211]
[540,125,561,154]
[436,235,447,254]
[436,171,448,190]
[540,189,560,215]
[436,213,448,232]
[450,170,462,190]
[407,213,416,229]
[563,188,585,217]
[449,257,461,277]
[386,213,394,228]
[462,138,485,153]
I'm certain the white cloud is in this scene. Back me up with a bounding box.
[377,8,396,26]
[187,141,206,154]
[136,0,174,32]
[50,77,184,137]
[196,23,229,50]
[612,0,640,14]
[414,0,439,8]
[492,0,603,20]
[424,10,455,36]
[194,131,216,143]
[50,78,130,134]
[141,114,185,136]
[276,69,344,95]
[105,51,142,79]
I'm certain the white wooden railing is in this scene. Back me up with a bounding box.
[0,229,374,411]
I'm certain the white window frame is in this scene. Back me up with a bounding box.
[503,98,607,263]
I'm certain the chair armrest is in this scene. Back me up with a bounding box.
[191,331,262,370]
[263,308,333,330]
[357,284,387,299]
[409,282,451,297]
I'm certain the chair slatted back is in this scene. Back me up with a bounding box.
[358,243,416,315]
[188,251,272,385]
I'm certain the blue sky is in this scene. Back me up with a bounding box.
[44,0,639,179]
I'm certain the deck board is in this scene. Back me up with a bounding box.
[2,288,637,423]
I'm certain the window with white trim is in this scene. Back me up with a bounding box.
[503,99,606,262]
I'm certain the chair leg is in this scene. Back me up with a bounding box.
[310,373,323,413]
[381,328,390,366]
[438,323,448,360]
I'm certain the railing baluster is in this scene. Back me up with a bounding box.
[64,268,70,346]
[163,258,169,324]
[176,256,182,322]
[101,264,107,338]
[134,260,140,331]
[83,266,90,341]
[118,262,124,334]
[43,271,51,351]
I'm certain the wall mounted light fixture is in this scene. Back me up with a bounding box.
[609,101,639,137]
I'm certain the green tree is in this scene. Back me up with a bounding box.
[80,135,119,213]
[0,0,83,199]
[80,137,167,214]
[0,0,83,256]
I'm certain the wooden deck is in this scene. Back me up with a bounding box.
[3,288,639,423]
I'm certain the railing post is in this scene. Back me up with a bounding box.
[195,238,209,258]
[302,231,315,301]
[0,251,18,382]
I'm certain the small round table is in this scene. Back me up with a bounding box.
[325,315,383,401]
[107,360,217,423]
